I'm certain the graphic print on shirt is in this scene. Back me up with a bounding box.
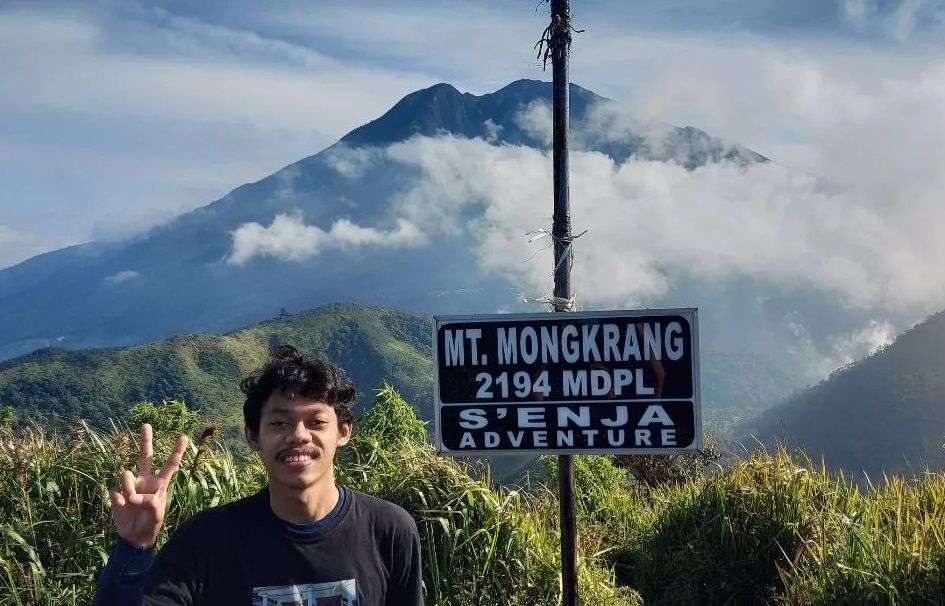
[252,579,356,606]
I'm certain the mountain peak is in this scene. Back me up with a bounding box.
[493,78,547,95]
[340,79,607,148]
[495,78,605,101]
[340,81,470,146]
[424,82,462,96]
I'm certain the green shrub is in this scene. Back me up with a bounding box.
[345,385,637,606]
[538,454,639,540]
[609,450,853,604]
[0,406,14,431]
[350,383,428,446]
[125,399,203,436]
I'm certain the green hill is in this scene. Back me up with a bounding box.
[745,310,945,477]
[0,303,433,435]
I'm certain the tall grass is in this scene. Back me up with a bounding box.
[2,388,944,605]
[0,388,634,605]
[782,472,945,604]
[601,451,945,605]
[342,385,637,605]
[0,419,262,605]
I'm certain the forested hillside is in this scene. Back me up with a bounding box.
[0,303,432,435]
[746,310,945,477]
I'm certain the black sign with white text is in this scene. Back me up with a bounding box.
[434,309,701,454]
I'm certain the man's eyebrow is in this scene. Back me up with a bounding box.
[266,407,295,416]
[266,406,328,415]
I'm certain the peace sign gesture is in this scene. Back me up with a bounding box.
[109,423,189,549]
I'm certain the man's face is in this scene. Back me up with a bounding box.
[245,392,351,491]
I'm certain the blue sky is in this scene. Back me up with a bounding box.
[1,0,943,269]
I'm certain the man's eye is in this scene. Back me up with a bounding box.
[269,421,286,427]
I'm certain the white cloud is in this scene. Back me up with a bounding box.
[323,145,383,179]
[482,119,503,143]
[788,318,895,377]
[104,270,140,284]
[839,0,944,40]
[382,133,945,312]
[891,0,928,39]
[0,226,26,246]
[841,0,877,31]
[227,213,425,265]
[256,1,543,92]
[831,319,896,364]
[228,214,321,264]
[105,4,347,69]
[0,225,44,269]
[0,7,431,137]
[514,101,553,147]
[535,31,945,316]
[326,218,424,247]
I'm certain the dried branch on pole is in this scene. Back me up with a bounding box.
[534,1,585,69]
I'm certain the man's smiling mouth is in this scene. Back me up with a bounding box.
[278,450,318,464]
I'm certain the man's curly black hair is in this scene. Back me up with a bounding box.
[240,345,356,434]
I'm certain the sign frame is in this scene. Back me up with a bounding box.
[433,307,702,456]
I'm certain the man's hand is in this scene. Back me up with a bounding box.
[109,424,189,549]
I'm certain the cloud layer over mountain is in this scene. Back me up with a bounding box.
[228,214,424,265]
[218,104,935,378]
[234,105,942,320]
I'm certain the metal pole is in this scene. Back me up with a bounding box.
[549,1,578,604]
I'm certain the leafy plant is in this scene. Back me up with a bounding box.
[125,399,203,436]
[0,406,14,431]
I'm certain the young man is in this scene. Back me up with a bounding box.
[95,345,423,605]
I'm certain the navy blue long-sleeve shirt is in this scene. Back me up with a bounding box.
[93,486,420,605]
[94,537,155,605]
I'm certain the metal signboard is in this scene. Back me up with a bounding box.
[434,308,701,455]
